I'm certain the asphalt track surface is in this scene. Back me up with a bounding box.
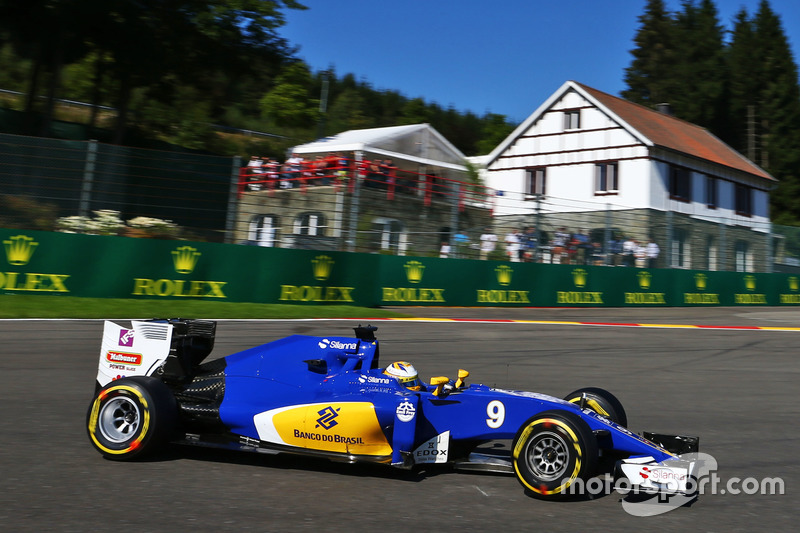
[1,307,798,532]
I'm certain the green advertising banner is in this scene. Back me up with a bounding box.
[2,228,800,307]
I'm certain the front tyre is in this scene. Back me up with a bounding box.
[512,410,598,499]
[86,377,177,460]
[564,387,627,427]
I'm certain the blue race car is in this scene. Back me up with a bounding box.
[87,319,699,499]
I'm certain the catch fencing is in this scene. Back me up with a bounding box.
[2,132,799,273]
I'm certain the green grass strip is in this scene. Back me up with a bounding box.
[0,294,410,319]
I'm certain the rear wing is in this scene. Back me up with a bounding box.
[96,320,174,388]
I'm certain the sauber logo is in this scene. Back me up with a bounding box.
[106,351,143,366]
[118,329,134,347]
[396,400,416,422]
[315,406,340,430]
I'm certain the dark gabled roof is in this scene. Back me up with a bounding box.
[573,82,774,181]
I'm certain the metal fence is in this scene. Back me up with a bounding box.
[2,132,798,273]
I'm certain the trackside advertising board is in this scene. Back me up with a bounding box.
[2,229,799,307]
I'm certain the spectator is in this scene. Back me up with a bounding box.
[283,153,303,188]
[552,227,570,264]
[607,235,623,266]
[439,240,451,258]
[453,231,470,258]
[573,228,591,264]
[622,236,637,267]
[634,240,647,268]
[646,237,660,268]
[505,228,521,262]
[521,226,538,262]
[479,227,497,260]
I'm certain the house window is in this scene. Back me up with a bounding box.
[294,212,327,236]
[525,167,546,198]
[371,218,407,254]
[563,110,580,130]
[595,162,619,194]
[670,228,690,268]
[735,184,753,216]
[735,240,751,272]
[706,236,717,271]
[248,215,279,247]
[669,166,691,202]
[705,176,718,208]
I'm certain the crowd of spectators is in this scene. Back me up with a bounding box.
[448,226,661,267]
[243,153,406,192]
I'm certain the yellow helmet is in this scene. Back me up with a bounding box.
[384,361,421,391]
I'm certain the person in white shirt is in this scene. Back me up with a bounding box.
[480,228,497,260]
[505,229,521,262]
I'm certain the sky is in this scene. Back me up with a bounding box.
[277,0,800,124]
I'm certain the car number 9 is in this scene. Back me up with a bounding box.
[486,400,505,428]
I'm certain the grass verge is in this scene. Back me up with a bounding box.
[0,294,410,319]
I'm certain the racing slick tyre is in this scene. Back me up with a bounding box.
[563,387,627,427]
[86,376,177,460]
[512,410,598,499]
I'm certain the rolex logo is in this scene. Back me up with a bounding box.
[404,261,425,284]
[694,273,707,290]
[790,277,798,292]
[744,275,756,291]
[495,265,512,286]
[637,270,652,289]
[171,246,201,274]
[572,268,587,288]
[312,255,334,281]
[4,235,38,265]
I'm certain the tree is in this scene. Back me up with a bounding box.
[622,0,678,107]
[259,62,320,128]
[671,0,727,132]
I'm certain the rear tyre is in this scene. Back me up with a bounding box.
[563,387,627,427]
[512,410,598,499]
[86,376,177,460]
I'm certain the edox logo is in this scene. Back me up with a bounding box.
[315,406,340,430]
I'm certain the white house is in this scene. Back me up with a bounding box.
[479,81,776,271]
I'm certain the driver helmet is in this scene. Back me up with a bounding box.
[384,361,421,391]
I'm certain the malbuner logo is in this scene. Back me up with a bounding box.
[279,255,354,303]
[4,235,38,265]
[132,245,227,298]
[382,260,445,303]
[0,234,69,293]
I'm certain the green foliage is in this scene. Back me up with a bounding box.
[624,0,800,226]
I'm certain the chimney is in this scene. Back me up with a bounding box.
[656,103,672,115]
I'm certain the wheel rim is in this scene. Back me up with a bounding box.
[98,396,141,443]
[525,431,569,481]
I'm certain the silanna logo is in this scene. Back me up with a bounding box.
[315,406,340,430]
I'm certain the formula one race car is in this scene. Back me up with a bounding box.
[87,320,700,499]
